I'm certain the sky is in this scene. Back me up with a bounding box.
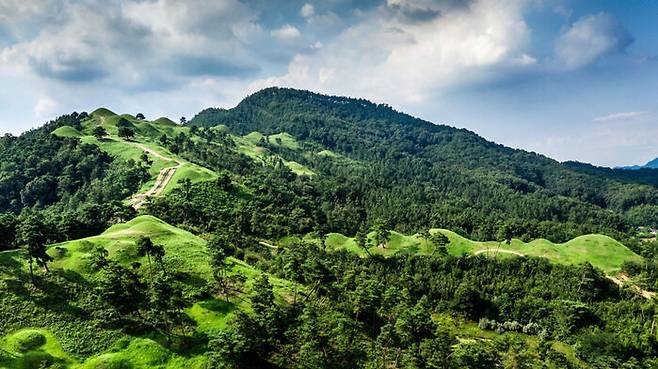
[1,0,657,167]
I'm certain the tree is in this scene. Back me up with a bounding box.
[99,262,146,319]
[430,231,450,256]
[136,113,145,120]
[18,214,52,285]
[93,126,108,140]
[140,151,153,167]
[159,134,169,146]
[118,126,135,140]
[148,272,190,343]
[355,224,372,257]
[208,234,232,301]
[496,223,513,258]
[251,274,275,316]
[206,330,249,369]
[372,219,391,248]
[180,116,187,125]
[137,236,165,277]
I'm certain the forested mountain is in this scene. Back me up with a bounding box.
[190,87,658,241]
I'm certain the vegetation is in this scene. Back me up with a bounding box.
[2,88,658,368]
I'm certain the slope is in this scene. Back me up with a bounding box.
[189,87,658,240]
[321,229,642,274]
[52,109,217,204]
[0,215,294,369]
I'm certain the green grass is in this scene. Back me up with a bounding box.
[0,329,75,369]
[52,112,218,197]
[52,126,83,138]
[234,132,314,175]
[0,215,298,368]
[323,229,642,274]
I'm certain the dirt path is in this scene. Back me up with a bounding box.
[258,241,279,250]
[472,248,524,257]
[607,274,656,300]
[129,144,183,209]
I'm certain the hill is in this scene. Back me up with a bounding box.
[619,157,658,170]
[189,88,658,242]
[3,88,658,367]
[0,215,294,369]
[1,214,648,369]
[319,229,642,274]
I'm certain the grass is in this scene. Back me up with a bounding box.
[51,126,83,138]
[0,329,75,369]
[323,229,642,274]
[0,215,300,369]
[53,111,217,197]
[234,131,314,176]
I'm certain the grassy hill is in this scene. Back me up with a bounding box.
[0,215,294,369]
[52,110,217,197]
[320,229,642,274]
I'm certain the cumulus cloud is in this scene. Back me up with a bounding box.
[555,12,633,69]
[271,24,301,42]
[252,0,533,104]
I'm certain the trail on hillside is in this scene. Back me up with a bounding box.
[607,274,656,300]
[129,144,183,209]
[472,248,524,257]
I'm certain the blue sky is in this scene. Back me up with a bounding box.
[1,0,657,167]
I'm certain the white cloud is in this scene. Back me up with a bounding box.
[1,0,262,87]
[593,111,649,122]
[300,3,315,19]
[555,12,633,69]
[252,0,533,105]
[34,96,58,120]
[271,24,302,42]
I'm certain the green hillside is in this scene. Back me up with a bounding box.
[323,229,642,273]
[0,215,599,369]
[52,110,217,197]
[3,89,658,367]
[190,87,658,242]
[0,216,294,369]
[51,125,82,138]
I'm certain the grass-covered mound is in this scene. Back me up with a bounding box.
[0,215,294,369]
[51,125,83,138]
[322,229,642,273]
[48,215,212,279]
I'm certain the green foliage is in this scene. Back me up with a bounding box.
[190,87,658,241]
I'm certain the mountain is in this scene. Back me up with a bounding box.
[620,157,658,170]
[189,87,658,240]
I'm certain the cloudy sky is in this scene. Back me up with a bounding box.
[1,0,657,167]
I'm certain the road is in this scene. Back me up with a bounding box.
[129,144,183,209]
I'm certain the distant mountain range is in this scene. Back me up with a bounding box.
[619,157,658,170]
